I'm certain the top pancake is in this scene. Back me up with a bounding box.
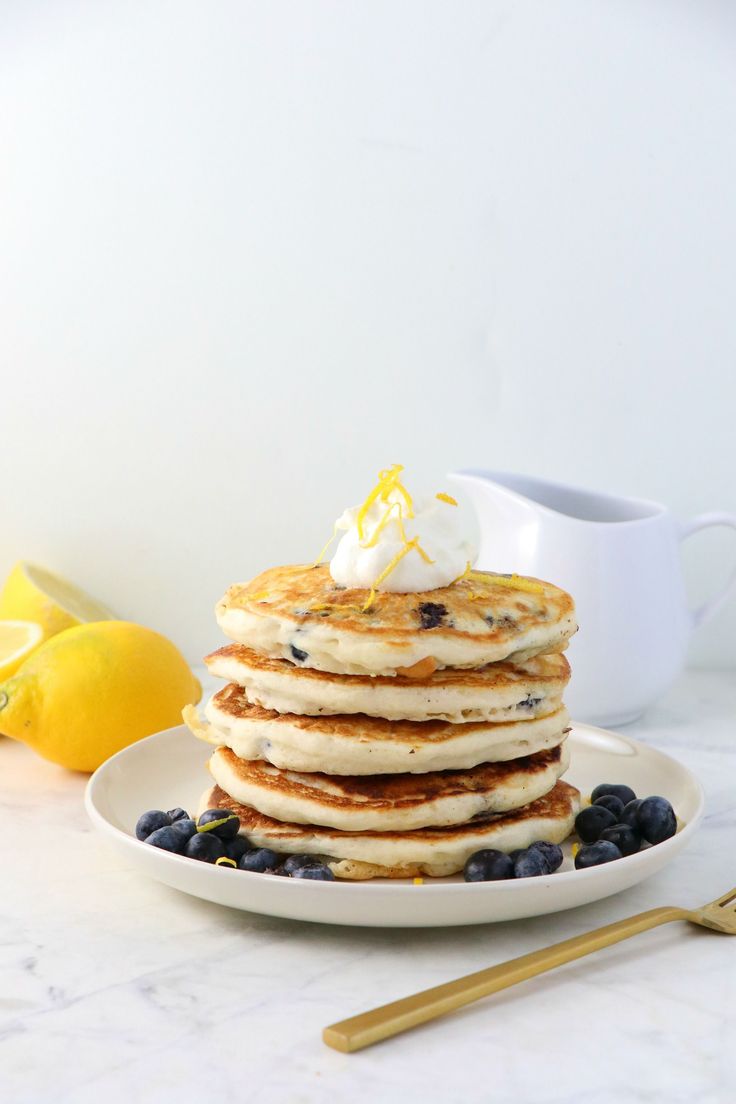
[215,563,577,676]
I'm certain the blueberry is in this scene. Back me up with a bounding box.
[593,795,625,819]
[518,694,542,711]
[591,783,637,807]
[574,840,622,868]
[620,799,643,828]
[513,849,550,878]
[290,644,308,663]
[600,823,641,857]
[417,602,448,630]
[291,863,336,881]
[145,825,187,854]
[135,809,170,840]
[197,809,241,840]
[281,853,320,876]
[528,841,563,872]
[170,818,197,843]
[637,796,677,845]
[226,835,252,862]
[167,807,190,823]
[574,804,618,843]
[463,849,514,882]
[185,833,225,862]
[509,849,526,863]
[238,848,281,873]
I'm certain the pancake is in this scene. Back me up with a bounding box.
[199,779,580,879]
[208,740,570,831]
[215,563,577,676]
[185,696,571,775]
[205,644,570,724]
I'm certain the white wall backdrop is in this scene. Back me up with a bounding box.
[2,1,735,665]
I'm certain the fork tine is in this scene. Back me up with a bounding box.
[714,887,736,908]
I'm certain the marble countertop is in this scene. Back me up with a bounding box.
[2,669,735,1104]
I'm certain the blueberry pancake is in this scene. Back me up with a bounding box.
[215,564,577,677]
[207,741,570,832]
[184,697,570,775]
[198,779,581,879]
[205,644,570,723]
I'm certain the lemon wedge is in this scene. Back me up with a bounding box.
[0,620,44,681]
[0,562,115,640]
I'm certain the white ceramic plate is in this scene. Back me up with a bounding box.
[85,723,703,928]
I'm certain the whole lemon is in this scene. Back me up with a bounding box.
[0,621,201,772]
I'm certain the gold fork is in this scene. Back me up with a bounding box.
[323,887,736,1053]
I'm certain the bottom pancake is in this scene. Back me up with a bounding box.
[199,779,580,880]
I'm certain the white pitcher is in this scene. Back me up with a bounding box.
[448,469,736,726]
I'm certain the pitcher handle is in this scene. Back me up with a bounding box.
[680,512,736,628]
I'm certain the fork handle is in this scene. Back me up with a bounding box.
[323,905,688,1053]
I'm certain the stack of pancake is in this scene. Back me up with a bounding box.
[186,563,580,879]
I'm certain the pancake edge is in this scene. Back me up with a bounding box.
[207,739,570,832]
[205,646,570,723]
[216,603,576,676]
[189,701,572,774]
[198,780,580,879]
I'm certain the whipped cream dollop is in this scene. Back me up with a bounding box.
[328,468,477,593]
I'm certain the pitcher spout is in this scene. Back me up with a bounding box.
[447,469,542,527]
[448,469,664,527]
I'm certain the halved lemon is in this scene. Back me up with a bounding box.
[0,562,115,641]
[0,620,44,680]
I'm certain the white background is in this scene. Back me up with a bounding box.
[1,1,735,666]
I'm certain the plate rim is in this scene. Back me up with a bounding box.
[85,720,705,896]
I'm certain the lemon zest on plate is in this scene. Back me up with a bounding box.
[435,492,458,506]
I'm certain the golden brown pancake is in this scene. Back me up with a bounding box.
[215,564,577,676]
[199,779,580,879]
[186,690,570,774]
[205,643,570,723]
[208,740,570,831]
